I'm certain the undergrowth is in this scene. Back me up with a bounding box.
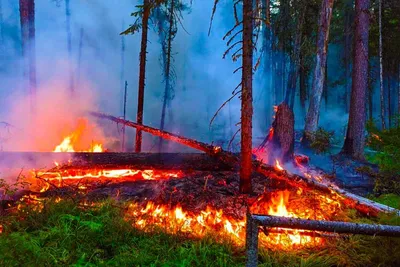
[0,198,400,266]
[364,120,400,195]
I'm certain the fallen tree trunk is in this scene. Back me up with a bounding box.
[252,214,400,237]
[89,111,399,216]
[246,213,400,267]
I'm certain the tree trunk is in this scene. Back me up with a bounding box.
[343,0,353,113]
[159,0,175,152]
[120,21,126,116]
[379,0,385,130]
[122,81,128,152]
[259,103,294,162]
[303,0,334,142]
[323,56,328,110]
[398,64,400,126]
[65,0,74,95]
[240,0,254,194]
[388,75,392,128]
[265,0,270,25]
[368,61,373,121]
[135,0,150,153]
[19,0,36,113]
[76,28,83,89]
[284,4,306,110]
[341,0,370,160]
[299,54,307,110]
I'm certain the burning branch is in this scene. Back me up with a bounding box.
[89,111,400,216]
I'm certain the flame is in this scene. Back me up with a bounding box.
[53,118,104,152]
[28,168,182,193]
[371,133,382,142]
[125,189,334,249]
[275,160,284,171]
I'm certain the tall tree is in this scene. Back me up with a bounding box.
[284,2,307,110]
[65,0,74,95]
[341,0,370,160]
[122,0,151,153]
[19,0,36,112]
[343,0,353,113]
[378,0,385,129]
[158,0,177,152]
[240,0,254,194]
[303,0,334,142]
[120,21,126,116]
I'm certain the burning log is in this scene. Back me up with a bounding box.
[0,152,232,171]
[89,111,400,216]
[257,103,294,163]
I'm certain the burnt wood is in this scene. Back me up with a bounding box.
[0,152,234,171]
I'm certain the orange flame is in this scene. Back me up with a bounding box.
[126,189,331,249]
[275,160,284,171]
[53,118,104,152]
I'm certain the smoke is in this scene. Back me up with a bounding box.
[0,0,358,158]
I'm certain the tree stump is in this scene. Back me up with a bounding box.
[259,103,295,163]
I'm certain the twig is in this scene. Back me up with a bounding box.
[209,90,241,127]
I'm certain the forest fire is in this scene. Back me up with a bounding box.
[14,158,344,250]
[28,167,182,193]
[52,118,104,153]
[125,189,336,249]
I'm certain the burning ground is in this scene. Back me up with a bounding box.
[0,118,399,266]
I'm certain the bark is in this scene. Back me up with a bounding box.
[240,0,254,194]
[89,111,399,216]
[251,214,400,237]
[159,0,175,152]
[19,0,36,112]
[303,0,334,142]
[398,64,400,124]
[299,54,307,109]
[135,0,151,153]
[388,76,392,127]
[65,0,74,95]
[0,152,232,171]
[379,0,385,129]
[258,103,294,162]
[265,0,270,25]
[368,61,373,120]
[341,0,370,160]
[323,57,328,110]
[284,5,306,109]
[343,0,353,113]
[122,81,128,152]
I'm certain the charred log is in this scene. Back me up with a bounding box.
[0,152,233,171]
[258,103,295,162]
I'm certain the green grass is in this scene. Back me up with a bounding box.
[1,198,400,266]
[369,193,400,209]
